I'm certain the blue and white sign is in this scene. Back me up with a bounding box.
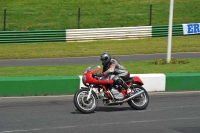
[182,23,200,35]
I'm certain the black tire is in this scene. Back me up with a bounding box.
[74,89,98,114]
[128,85,149,110]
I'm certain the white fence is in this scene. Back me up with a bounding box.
[66,26,152,42]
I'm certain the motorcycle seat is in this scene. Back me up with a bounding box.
[125,77,134,83]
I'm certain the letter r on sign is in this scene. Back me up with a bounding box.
[194,24,200,33]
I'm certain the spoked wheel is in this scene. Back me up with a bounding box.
[128,85,149,110]
[74,89,97,114]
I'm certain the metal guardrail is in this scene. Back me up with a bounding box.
[66,26,152,42]
[0,24,189,44]
[152,24,183,37]
[0,30,66,43]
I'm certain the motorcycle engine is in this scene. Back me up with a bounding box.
[111,87,124,100]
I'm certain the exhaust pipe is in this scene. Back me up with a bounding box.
[123,90,144,102]
[106,101,123,105]
[106,90,144,105]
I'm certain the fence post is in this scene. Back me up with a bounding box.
[78,7,80,29]
[4,9,6,31]
[149,1,152,26]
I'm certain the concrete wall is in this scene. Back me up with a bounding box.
[165,73,200,91]
[0,73,199,96]
[0,76,80,96]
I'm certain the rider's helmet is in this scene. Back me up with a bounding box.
[100,52,111,66]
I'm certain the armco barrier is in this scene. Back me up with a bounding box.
[0,30,66,44]
[1,23,198,43]
[152,24,183,37]
[66,26,152,42]
[0,26,152,43]
[0,73,199,96]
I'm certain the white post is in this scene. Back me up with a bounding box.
[167,0,174,63]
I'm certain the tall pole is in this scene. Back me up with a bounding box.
[149,0,152,26]
[167,0,174,63]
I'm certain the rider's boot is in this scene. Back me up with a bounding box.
[121,81,131,94]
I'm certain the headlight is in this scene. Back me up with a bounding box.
[82,75,86,83]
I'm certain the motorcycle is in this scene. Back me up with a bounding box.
[74,65,149,114]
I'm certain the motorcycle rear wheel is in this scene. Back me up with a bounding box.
[74,89,98,114]
[128,85,149,110]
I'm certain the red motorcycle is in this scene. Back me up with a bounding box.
[74,65,149,114]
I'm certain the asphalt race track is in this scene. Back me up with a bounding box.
[0,91,200,133]
[0,52,199,133]
[0,52,199,66]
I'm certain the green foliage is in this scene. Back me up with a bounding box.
[154,57,189,65]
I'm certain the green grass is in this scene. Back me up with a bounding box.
[0,58,199,77]
[0,35,200,59]
[1,0,200,30]
[0,35,199,77]
[0,1,199,78]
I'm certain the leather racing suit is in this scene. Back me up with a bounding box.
[102,58,130,89]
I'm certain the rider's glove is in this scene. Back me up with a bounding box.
[98,72,108,77]
[98,73,104,77]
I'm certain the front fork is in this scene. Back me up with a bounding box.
[86,85,94,101]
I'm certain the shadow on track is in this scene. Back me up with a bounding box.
[71,106,132,114]
[95,106,132,112]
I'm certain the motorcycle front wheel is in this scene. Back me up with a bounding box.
[128,85,149,110]
[74,89,98,114]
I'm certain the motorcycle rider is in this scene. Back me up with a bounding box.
[99,52,131,93]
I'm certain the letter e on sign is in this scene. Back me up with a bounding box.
[187,24,193,34]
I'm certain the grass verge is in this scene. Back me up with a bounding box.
[0,35,199,77]
[0,58,199,77]
[0,35,200,59]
